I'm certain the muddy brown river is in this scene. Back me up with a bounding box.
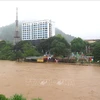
[0,60,100,100]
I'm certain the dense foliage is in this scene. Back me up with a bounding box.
[37,35,71,57]
[71,37,86,53]
[0,94,42,100]
[93,41,100,61]
[0,35,99,62]
[0,94,8,100]
[0,40,40,60]
[13,41,40,59]
[0,41,15,60]
[10,94,26,100]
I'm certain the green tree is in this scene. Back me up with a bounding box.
[0,94,8,100]
[13,41,40,60]
[93,41,100,61]
[50,40,70,56]
[71,37,86,53]
[0,41,15,60]
[37,35,70,55]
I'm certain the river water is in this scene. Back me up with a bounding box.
[0,60,100,100]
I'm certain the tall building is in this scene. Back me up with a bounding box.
[22,20,55,40]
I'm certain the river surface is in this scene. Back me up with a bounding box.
[0,60,100,100]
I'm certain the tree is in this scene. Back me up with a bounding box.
[13,41,40,60]
[71,37,86,53]
[0,94,8,100]
[93,41,100,61]
[50,39,71,56]
[0,41,15,60]
[37,35,70,55]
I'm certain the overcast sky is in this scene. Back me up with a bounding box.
[0,1,100,39]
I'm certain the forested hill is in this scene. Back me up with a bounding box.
[0,22,75,43]
[55,28,75,43]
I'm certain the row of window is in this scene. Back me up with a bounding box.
[33,23,47,25]
[23,29,48,31]
[22,27,48,30]
[23,36,30,38]
[23,24,48,27]
[23,23,47,25]
[23,33,47,35]
[32,31,48,33]
[33,22,47,24]
[32,36,48,39]
[23,34,47,36]
[23,31,47,34]
[32,27,48,29]
[33,29,48,31]
[23,36,48,40]
[33,33,47,35]
[23,37,30,40]
[23,34,47,37]
[33,35,47,37]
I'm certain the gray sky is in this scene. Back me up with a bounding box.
[0,1,100,39]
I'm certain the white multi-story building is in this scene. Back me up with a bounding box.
[22,20,55,40]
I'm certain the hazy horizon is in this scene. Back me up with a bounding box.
[0,1,100,39]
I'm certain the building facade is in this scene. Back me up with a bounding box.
[22,20,55,40]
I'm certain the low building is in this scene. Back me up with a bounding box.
[84,39,100,43]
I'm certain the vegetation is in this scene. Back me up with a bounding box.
[0,94,42,100]
[0,32,99,64]
[0,94,8,100]
[37,35,71,57]
[93,41,100,61]
[13,41,40,59]
[0,34,72,61]
[0,40,40,60]
[0,40,16,60]
[71,37,86,53]
[10,94,26,100]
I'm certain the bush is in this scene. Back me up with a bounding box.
[9,94,26,100]
[0,94,43,100]
[93,42,100,61]
[0,94,8,100]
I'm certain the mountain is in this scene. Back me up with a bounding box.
[0,22,75,43]
[0,23,22,43]
[55,28,75,43]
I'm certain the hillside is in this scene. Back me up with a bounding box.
[0,22,75,43]
[55,28,75,43]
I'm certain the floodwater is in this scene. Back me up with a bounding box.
[0,60,100,100]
